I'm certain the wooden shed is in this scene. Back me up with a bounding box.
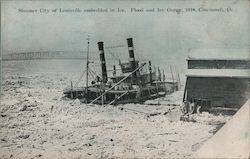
[183,52,250,112]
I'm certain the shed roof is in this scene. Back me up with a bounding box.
[187,49,249,61]
[186,69,250,78]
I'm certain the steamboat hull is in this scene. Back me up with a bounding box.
[63,81,178,105]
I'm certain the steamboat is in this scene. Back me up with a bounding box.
[64,38,178,105]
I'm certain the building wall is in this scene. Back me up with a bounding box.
[188,60,250,69]
[186,77,249,108]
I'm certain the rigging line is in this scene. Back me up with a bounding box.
[88,67,98,76]
[88,70,100,81]
[105,45,126,49]
[88,70,96,80]
[74,69,86,87]
[88,62,122,67]
[87,73,94,81]
[105,47,120,62]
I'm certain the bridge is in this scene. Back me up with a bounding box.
[1,51,97,61]
[1,45,128,61]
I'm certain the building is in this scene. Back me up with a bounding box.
[183,49,250,112]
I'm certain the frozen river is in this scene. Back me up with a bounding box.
[0,60,231,159]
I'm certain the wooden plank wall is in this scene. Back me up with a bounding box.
[186,77,249,108]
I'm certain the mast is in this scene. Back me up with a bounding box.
[177,72,181,87]
[158,67,161,81]
[170,65,174,83]
[85,36,90,103]
[175,66,181,89]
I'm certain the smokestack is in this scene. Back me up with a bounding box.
[163,70,166,81]
[97,42,108,83]
[148,61,152,85]
[126,38,137,84]
[113,65,116,76]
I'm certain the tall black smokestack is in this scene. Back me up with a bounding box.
[127,38,137,85]
[97,42,108,83]
[113,65,116,76]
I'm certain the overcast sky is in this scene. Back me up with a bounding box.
[1,0,249,70]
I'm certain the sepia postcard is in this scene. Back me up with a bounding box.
[0,0,249,158]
